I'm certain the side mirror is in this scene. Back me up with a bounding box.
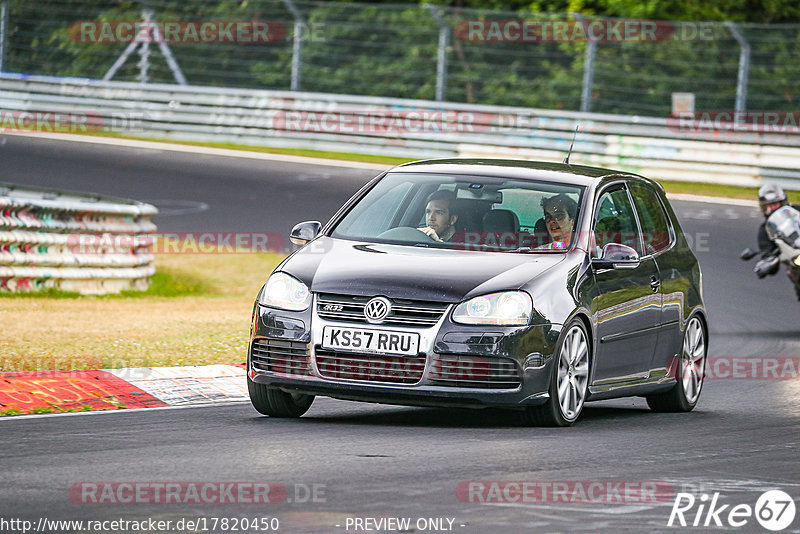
[740,248,758,261]
[591,243,640,271]
[289,221,322,246]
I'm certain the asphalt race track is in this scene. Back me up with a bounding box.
[2,135,799,533]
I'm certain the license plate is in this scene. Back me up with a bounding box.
[322,326,419,356]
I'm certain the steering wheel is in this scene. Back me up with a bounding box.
[377,227,436,242]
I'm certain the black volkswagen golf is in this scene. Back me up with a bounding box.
[248,160,707,426]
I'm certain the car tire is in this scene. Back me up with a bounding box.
[646,316,706,413]
[248,377,314,417]
[523,319,590,427]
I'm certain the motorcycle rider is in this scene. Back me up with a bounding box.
[756,184,800,256]
[750,184,800,299]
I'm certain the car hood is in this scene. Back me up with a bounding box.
[280,237,567,302]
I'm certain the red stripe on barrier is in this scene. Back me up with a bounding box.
[0,370,169,412]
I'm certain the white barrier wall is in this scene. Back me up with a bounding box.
[1,73,799,189]
[0,183,158,294]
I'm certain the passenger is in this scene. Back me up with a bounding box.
[539,193,578,248]
[418,190,459,242]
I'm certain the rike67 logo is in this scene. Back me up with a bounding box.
[668,490,796,531]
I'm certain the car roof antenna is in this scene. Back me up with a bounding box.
[563,123,581,165]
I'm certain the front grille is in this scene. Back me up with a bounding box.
[315,348,426,384]
[316,293,448,327]
[427,354,522,389]
[251,339,311,377]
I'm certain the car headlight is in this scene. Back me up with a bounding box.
[794,255,800,267]
[258,272,311,311]
[452,291,532,326]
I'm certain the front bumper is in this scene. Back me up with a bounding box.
[248,299,562,408]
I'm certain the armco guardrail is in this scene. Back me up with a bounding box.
[0,182,157,294]
[1,73,799,189]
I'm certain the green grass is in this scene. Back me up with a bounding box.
[174,139,412,166]
[660,180,800,203]
[0,268,209,299]
[0,287,83,299]
[25,405,59,414]
[0,251,283,371]
[0,404,103,417]
[80,130,411,166]
[120,268,208,298]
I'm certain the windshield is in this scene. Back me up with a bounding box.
[331,172,585,252]
[765,205,800,248]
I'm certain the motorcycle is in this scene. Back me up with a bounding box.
[741,205,800,300]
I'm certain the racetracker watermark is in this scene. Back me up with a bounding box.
[266,229,711,255]
[61,230,711,256]
[272,110,535,134]
[0,110,151,134]
[68,21,293,44]
[260,350,496,382]
[457,481,675,504]
[667,111,800,134]
[455,19,675,42]
[450,230,710,253]
[66,232,286,254]
[670,356,800,380]
[69,482,325,505]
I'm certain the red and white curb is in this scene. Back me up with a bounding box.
[0,365,248,415]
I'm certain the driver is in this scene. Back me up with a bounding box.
[418,190,459,242]
[538,193,578,249]
[756,184,799,256]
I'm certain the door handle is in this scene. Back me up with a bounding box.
[650,276,660,292]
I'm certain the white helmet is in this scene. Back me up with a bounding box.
[758,184,788,217]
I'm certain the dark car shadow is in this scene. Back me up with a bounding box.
[244,402,678,429]
[303,406,525,428]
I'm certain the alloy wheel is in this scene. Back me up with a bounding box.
[556,325,590,421]
[681,317,706,404]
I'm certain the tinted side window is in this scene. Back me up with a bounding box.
[593,187,642,255]
[630,183,672,254]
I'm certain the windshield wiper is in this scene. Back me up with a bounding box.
[501,246,536,253]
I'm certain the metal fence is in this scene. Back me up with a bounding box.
[3,73,799,189]
[1,0,799,117]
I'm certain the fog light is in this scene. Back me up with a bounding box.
[524,353,547,370]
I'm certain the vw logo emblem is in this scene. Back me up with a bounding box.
[364,297,391,323]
